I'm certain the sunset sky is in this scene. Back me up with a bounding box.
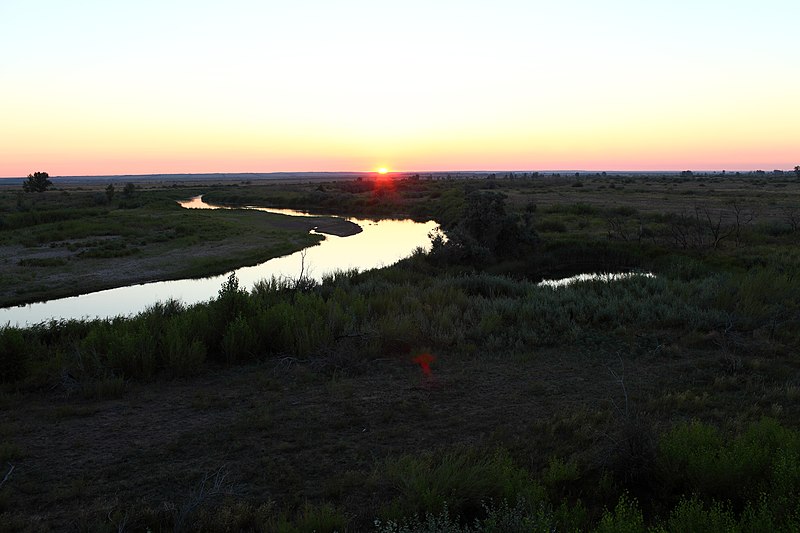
[2,0,798,177]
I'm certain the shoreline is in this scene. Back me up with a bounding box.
[1,183,370,309]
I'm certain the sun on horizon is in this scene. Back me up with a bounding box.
[0,2,798,177]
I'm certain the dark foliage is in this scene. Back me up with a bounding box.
[22,171,53,193]
[431,191,539,264]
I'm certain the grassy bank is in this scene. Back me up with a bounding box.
[1,173,800,530]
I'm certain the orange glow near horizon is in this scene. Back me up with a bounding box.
[2,140,799,178]
[1,2,798,178]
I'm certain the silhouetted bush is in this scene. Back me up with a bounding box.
[0,327,27,383]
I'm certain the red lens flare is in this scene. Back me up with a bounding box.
[412,353,436,376]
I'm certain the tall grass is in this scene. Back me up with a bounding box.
[375,419,800,532]
[7,254,790,387]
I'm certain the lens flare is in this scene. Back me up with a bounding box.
[412,353,435,376]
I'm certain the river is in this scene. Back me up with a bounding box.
[0,198,438,327]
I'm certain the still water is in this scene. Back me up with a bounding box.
[537,272,654,288]
[0,198,438,326]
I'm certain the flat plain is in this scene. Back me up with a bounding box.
[2,172,800,531]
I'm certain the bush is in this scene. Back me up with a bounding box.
[376,499,588,533]
[657,419,800,506]
[164,324,207,377]
[594,494,645,533]
[663,497,737,533]
[382,448,542,523]
[221,315,258,363]
[375,505,469,533]
[0,327,27,383]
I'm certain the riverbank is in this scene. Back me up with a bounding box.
[0,187,360,307]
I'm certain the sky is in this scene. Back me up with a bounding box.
[1,0,798,177]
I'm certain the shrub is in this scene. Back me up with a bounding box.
[0,327,27,383]
[221,315,258,363]
[164,322,207,377]
[663,497,737,533]
[382,448,542,523]
[657,418,800,506]
[375,504,469,533]
[269,502,348,533]
[541,458,580,500]
[191,501,275,533]
[376,499,588,533]
[594,494,645,533]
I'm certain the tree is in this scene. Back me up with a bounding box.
[105,183,115,201]
[433,191,539,263]
[122,182,136,197]
[22,171,52,193]
[794,166,800,178]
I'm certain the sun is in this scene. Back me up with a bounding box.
[377,167,389,175]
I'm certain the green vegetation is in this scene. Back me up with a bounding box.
[1,173,800,530]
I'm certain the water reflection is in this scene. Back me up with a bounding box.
[0,199,438,326]
[181,195,316,218]
[538,271,654,288]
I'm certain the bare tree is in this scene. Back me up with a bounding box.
[700,206,734,249]
[782,206,800,232]
[666,212,694,249]
[293,249,316,291]
[606,216,631,241]
[731,201,755,247]
[664,205,744,250]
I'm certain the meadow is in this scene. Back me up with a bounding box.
[1,172,800,531]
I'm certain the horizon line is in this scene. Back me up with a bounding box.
[2,168,797,180]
